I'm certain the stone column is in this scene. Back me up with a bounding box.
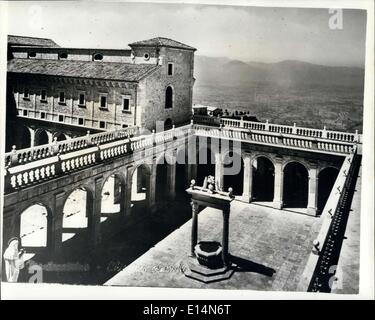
[46,131,54,144]
[242,153,253,202]
[215,153,224,191]
[119,180,126,219]
[113,176,121,204]
[136,166,143,192]
[222,207,230,267]
[28,127,35,148]
[191,201,199,256]
[149,163,157,213]
[91,177,103,246]
[51,191,65,254]
[167,156,176,200]
[125,166,133,216]
[273,157,284,209]
[307,166,319,216]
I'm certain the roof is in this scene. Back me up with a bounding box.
[207,106,221,111]
[8,35,59,47]
[7,59,160,82]
[193,105,207,109]
[129,37,196,51]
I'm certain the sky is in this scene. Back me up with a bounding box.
[4,1,367,67]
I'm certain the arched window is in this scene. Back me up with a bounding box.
[93,53,103,61]
[165,86,173,109]
[59,52,68,59]
[164,118,173,130]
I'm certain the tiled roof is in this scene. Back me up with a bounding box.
[8,35,59,47]
[7,59,160,82]
[129,37,196,51]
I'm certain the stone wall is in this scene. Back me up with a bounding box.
[9,75,137,130]
[137,47,194,130]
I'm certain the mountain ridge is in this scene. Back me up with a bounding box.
[194,56,365,88]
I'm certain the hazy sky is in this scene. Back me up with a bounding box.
[5,1,367,67]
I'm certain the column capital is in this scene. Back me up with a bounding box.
[274,155,284,164]
[215,152,223,163]
[308,166,319,179]
[242,152,252,160]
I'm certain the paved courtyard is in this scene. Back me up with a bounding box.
[105,201,323,291]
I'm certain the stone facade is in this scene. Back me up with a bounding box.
[137,47,195,129]
[7,36,196,149]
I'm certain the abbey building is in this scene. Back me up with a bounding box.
[6,35,196,151]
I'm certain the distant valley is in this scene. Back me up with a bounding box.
[192,56,364,132]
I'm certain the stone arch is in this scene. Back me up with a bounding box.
[165,85,173,109]
[130,163,152,212]
[318,164,340,175]
[283,161,309,208]
[251,153,276,167]
[62,185,94,243]
[252,155,275,202]
[176,147,189,196]
[317,166,340,214]
[53,132,67,142]
[222,150,244,195]
[156,153,174,200]
[19,202,53,248]
[101,171,126,217]
[282,159,310,172]
[35,129,50,146]
[17,125,32,149]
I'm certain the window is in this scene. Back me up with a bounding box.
[93,53,103,61]
[40,112,46,119]
[144,53,150,61]
[23,88,29,99]
[40,89,47,102]
[79,93,85,106]
[78,118,84,125]
[100,95,107,109]
[59,91,65,104]
[58,115,64,122]
[164,118,173,130]
[168,63,173,76]
[165,86,173,109]
[59,52,68,59]
[99,121,106,129]
[23,109,28,116]
[123,98,130,111]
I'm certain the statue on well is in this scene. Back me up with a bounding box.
[203,175,218,193]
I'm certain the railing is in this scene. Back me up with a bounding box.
[297,149,359,291]
[4,126,139,167]
[193,124,356,155]
[194,115,362,144]
[4,124,192,193]
[192,114,221,127]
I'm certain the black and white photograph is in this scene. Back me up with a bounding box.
[0,0,373,300]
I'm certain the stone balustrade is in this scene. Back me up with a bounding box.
[193,124,356,155]
[4,124,192,193]
[297,149,358,291]
[3,117,359,193]
[194,115,362,144]
[4,126,139,167]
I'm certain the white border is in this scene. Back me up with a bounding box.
[0,0,373,300]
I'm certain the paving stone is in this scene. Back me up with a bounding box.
[105,201,322,291]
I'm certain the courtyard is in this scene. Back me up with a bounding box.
[105,201,323,291]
